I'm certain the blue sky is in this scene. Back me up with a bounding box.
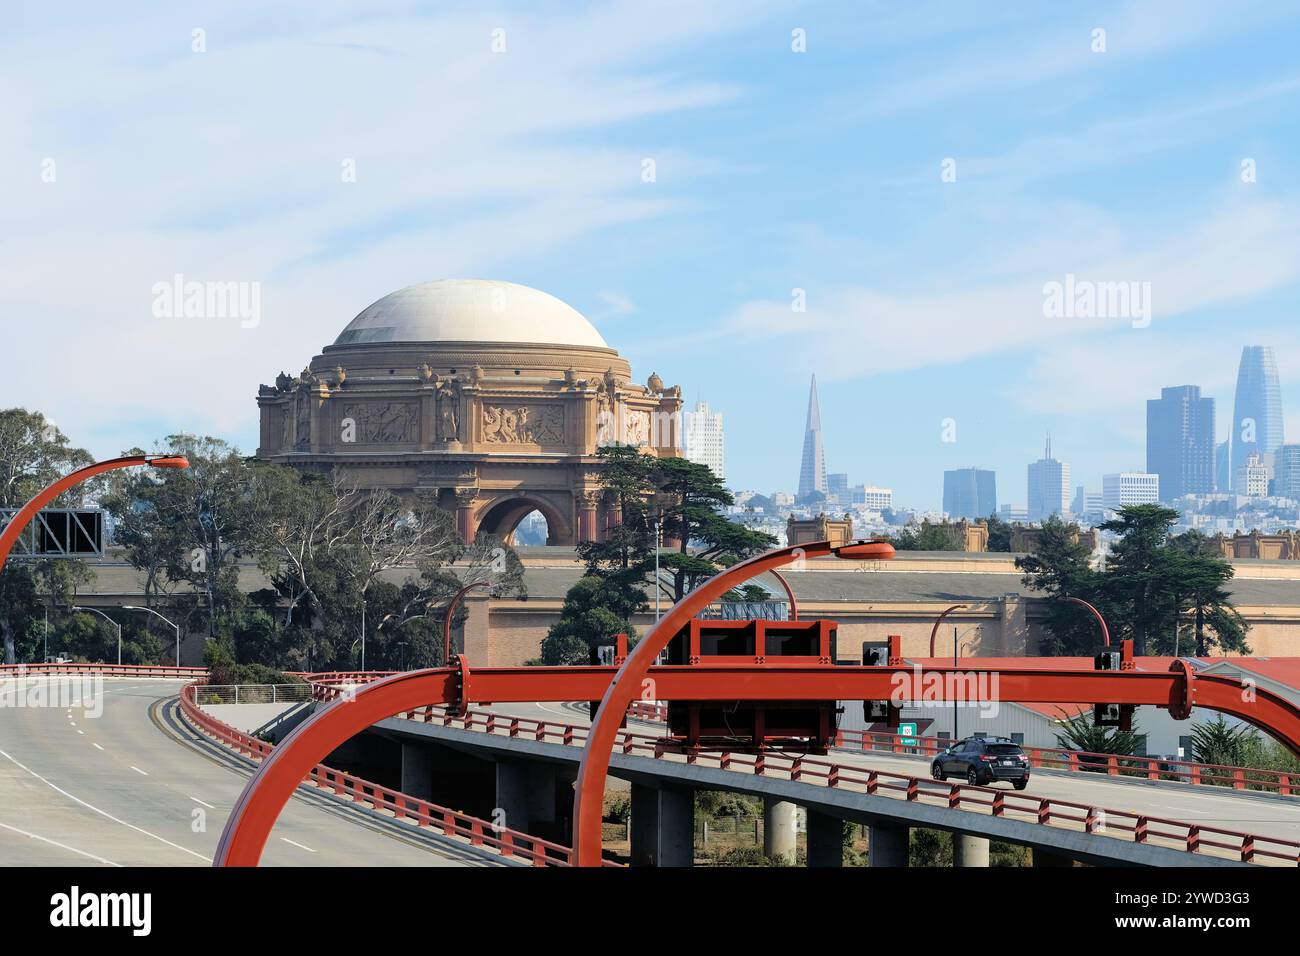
[4,1,1300,509]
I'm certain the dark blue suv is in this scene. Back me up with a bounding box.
[931,736,1030,789]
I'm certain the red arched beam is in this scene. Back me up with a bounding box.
[0,454,188,574]
[1061,596,1111,647]
[213,660,1300,865]
[769,569,797,620]
[928,604,968,658]
[570,539,895,866]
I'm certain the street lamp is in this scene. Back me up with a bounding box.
[69,606,122,666]
[122,606,182,667]
[443,582,494,664]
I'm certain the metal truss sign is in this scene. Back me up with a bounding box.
[0,508,104,559]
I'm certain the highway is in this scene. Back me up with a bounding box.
[0,676,493,867]
[475,700,1300,851]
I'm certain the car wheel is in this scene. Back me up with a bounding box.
[1014,779,1028,791]
[932,763,944,780]
[966,768,980,785]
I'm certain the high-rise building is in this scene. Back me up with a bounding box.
[827,473,849,496]
[849,485,893,510]
[1102,472,1160,510]
[1027,437,1070,522]
[1235,452,1269,497]
[1072,486,1105,521]
[1215,439,1232,492]
[1275,445,1300,499]
[1231,346,1284,483]
[943,467,997,520]
[1146,385,1216,501]
[797,374,827,500]
[683,401,724,481]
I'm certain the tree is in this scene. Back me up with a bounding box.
[1015,516,1105,655]
[538,575,640,665]
[891,520,963,551]
[1054,708,1144,763]
[984,513,1013,552]
[1167,531,1248,655]
[0,408,94,663]
[1099,505,1180,655]
[1190,714,1258,769]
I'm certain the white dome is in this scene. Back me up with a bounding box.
[335,279,608,348]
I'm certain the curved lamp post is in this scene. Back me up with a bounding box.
[570,537,896,866]
[443,581,493,664]
[69,605,122,666]
[928,603,968,658]
[1061,595,1111,647]
[122,605,183,667]
[0,454,189,576]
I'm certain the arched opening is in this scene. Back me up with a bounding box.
[475,496,569,546]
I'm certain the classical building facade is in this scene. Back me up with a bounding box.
[256,279,683,545]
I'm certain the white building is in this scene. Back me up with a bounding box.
[683,401,724,481]
[1027,438,1070,522]
[852,485,893,510]
[1102,472,1160,510]
[1236,452,1269,497]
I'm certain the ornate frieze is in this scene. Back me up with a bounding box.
[341,401,419,444]
[482,404,565,445]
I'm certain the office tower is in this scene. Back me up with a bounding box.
[1274,445,1300,499]
[1027,437,1070,522]
[1072,486,1105,521]
[1236,453,1269,497]
[797,374,827,499]
[1146,385,1216,501]
[684,401,725,481]
[1216,439,1232,492]
[1231,346,1284,482]
[827,473,849,496]
[1102,472,1160,510]
[853,486,893,510]
[943,467,997,520]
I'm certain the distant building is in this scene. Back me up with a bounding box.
[1275,445,1300,500]
[1236,453,1269,497]
[1072,486,1105,521]
[853,486,893,511]
[1231,346,1284,486]
[1216,439,1232,493]
[1147,385,1215,500]
[786,513,853,547]
[998,504,1028,523]
[1027,438,1070,522]
[683,401,725,481]
[943,467,997,520]
[772,491,794,507]
[797,375,827,500]
[827,473,849,497]
[1102,472,1160,510]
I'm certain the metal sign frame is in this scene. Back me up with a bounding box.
[0,508,104,559]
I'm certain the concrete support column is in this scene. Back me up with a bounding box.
[763,798,798,863]
[630,783,693,867]
[494,760,557,836]
[954,834,990,867]
[1033,848,1073,867]
[869,823,909,867]
[806,810,844,867]
[400,742,434,801]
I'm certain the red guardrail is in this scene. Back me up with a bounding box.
[345,692,1299,867]
[179,681,606,867]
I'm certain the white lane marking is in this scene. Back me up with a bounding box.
[0,749,209,862]
[0,819,121,867]
[68,721,75,727]
[76,731,84,736]
[280,837,316,853]
[92,743,104,751]
[130,766,148,776]
[189,796,214,809]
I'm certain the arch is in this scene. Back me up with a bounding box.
[474,493,573,545]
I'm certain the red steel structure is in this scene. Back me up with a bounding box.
[212,539,1300,867]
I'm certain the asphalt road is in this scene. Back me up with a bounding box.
[0,677,493,867]
[481,700,1300,851]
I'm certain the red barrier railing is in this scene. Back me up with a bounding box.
[0,662,206,679]
[360,697,1299,867]
[179,681,609,867]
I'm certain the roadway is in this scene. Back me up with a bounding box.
[0,676,496,867]
[475,700,1300,851]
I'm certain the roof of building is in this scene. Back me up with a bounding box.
[333,279,608,348]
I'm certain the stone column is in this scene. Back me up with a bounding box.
[954,834,990,867]
[869,823,909,867]
[576,490,600,543]
[455,488,477,544]
[806,810,844,867]
[630,783,694,867]
[763,798,798,863]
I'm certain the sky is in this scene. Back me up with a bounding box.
[4,1,1300,510]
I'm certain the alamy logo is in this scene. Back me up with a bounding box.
[49,886,151,936]
[1042,273,1151,328]
[151,273,261,328]
[889,665,1001,718]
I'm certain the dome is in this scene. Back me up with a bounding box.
[334,279,608,349]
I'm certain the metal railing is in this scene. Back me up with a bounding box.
[194,684,314,705]
[180,681,616,867]
[374,700,1300,866]
[0,662,205,679]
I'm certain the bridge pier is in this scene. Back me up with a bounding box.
[869,823,909,867]
[806,810,844,867]
[494,760,557,836]
[631,783,694,867]
[954,834,990,867]
[763,798,798,863]
[400,742,435,801]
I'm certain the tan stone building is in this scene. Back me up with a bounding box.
[256,279,682,544]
